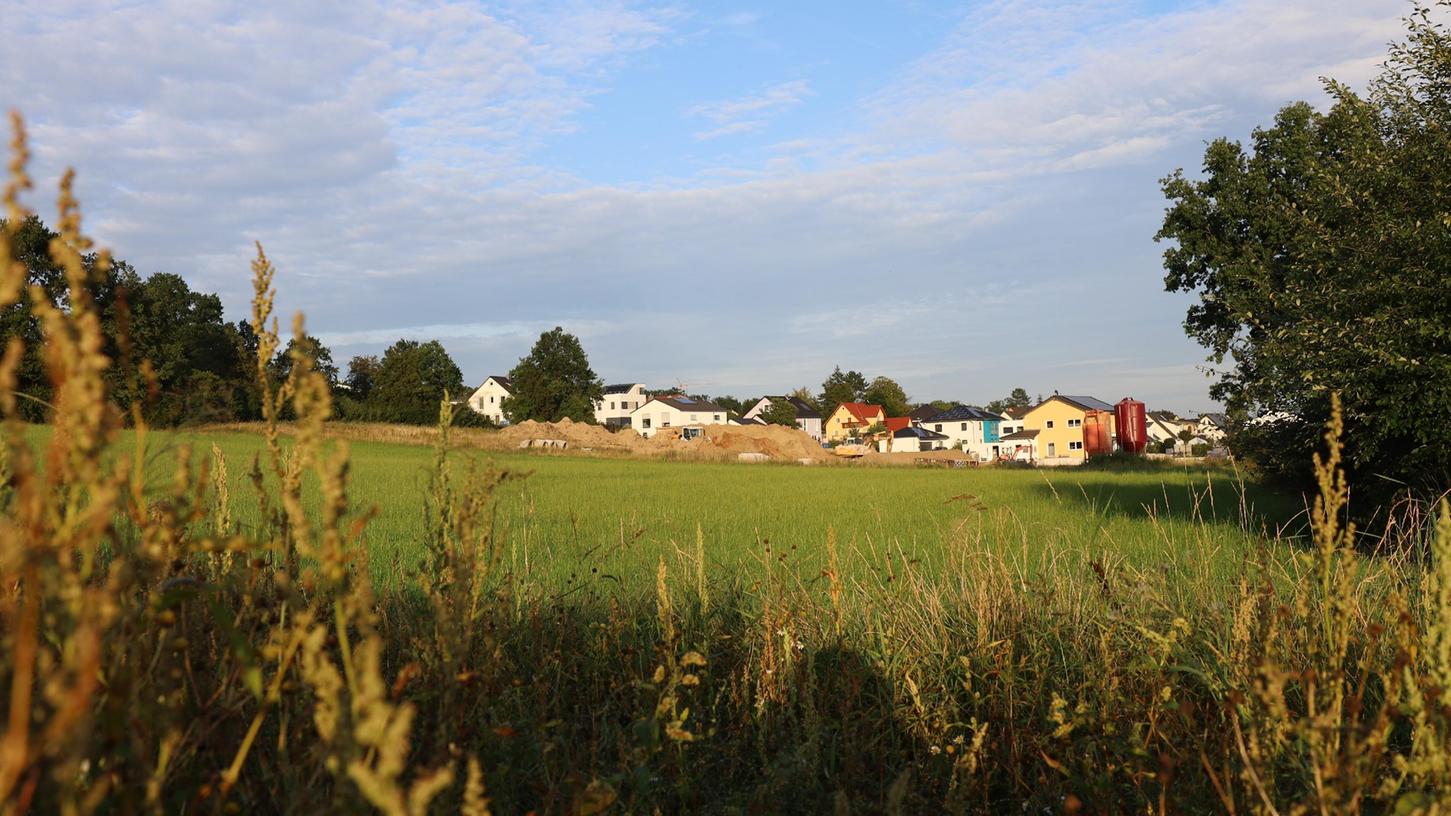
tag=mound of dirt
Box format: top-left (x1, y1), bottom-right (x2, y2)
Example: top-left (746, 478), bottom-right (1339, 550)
top-left (699, 424), bottom-right (830, 461)
top-left (495, 418), bottom-right (640, 451)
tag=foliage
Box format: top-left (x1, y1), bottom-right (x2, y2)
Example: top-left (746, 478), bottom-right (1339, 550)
top-left (863, 375), bottom-right (911, 417)
top-left (1158, 4), bottom-right (1451, 504)
top-left (985, 387), bottom-right (1031, 415)
top-left (818, 366), bottom-right (868, 420)
top-left (345, 354), bottom-right (381, 399)
top-left (365, 339), bottom-right (465, 424)
top-left (503, 326), bottom-right (602, 423)
top-left (758, 399), bottom-right (798, 427)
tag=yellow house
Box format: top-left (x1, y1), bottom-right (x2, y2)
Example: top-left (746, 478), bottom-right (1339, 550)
top-left (1021, 394), bottom-right (1116, 464)
top-left (823, 402), bottom-right (885, 442)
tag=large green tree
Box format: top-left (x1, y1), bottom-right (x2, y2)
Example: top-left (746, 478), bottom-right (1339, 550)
top-left (759, 400), bottom-right (798, 427)
top-left (863, 376), bottom-right (910, 417)
top-left (1157, 5), bottom-right (1451, 502)
top-left (367, 339), bottom-right (465, 424)
top-left (819, 367), bottom-right (868, 419)
top-left (985, 387), bottom-right (1031, 415)
top-left (503, 327), bottom-right (603, 423)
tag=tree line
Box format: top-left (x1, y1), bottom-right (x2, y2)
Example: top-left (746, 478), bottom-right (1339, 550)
top-left (0, 215), bottom-right (480, 427)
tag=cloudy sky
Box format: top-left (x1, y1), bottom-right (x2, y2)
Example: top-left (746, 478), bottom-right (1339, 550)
top-left (3, 0), bottom-right (1419, 412)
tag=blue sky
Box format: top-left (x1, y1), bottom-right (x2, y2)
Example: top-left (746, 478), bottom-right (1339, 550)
top-left (2, 0), bottom-right (1421, 413)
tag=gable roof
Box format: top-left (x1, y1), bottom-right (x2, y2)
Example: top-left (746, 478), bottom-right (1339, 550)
top-left (894, 426), bottom-right (949, 440)
top-left (834, 402), bottom-right (885, 424)
top-left (1147, 410), bottom-right (1182, 422)
top-left (1052, 394), bottom-right (1115, 412)
top-left (909, 404), bottom-right (941, 421)
top-left (484, 375), bottom-right (512, 390)
top-left (1199, 412), bottom-right (1228, 427)
top-left (757, 395), bottom-right (822, 419)
top-left (647, 395), bottom-right (727, 414)
top-left (1002, 405), bottom-right (1032, 419)
top-left (926, 404), bottom-right (1004, 423)
top-left (1000, 429), bottom-right (1040, 441)
top-left (884, 417), bottom-right (912, 432)
top-left (603, 383), bottom-right (643, 395)
top-left (734, 416), bottom-right (765, 426)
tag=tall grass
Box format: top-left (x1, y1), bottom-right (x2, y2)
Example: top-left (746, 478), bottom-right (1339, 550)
top-left (3, 113), bottom-right (1451, 814)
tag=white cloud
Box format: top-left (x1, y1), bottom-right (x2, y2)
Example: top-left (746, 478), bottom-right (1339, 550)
top-left (687, 79), bottom-right (813, 139)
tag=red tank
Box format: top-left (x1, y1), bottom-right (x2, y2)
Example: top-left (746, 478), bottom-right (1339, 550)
top-left (1115, 398), bottom-right (1147, 454)
top-left (1083, 410), bottom-right (1114, 458)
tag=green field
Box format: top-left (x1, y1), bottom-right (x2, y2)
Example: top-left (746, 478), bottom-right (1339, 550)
top-left (102, 426), bottom-right (1301, 594)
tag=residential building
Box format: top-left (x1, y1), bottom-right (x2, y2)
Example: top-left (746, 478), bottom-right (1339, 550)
top-left (881, 425), bottom-right (950, 453)
top-left (922, 405), bottom-right (1006, 461)
top-left (999, 429), bottom-right (1040, 462)
top-left (908, 404), bottom-right (941, 423)
top-left (743, 396), bottom-right (824, 440)
top-left (1197, 412), bottom-right (1229, 442)
top-left (1145, 410), bottom-right (1188, 449)
top-left (630, 395), bottom-right (728, 439)
top-left (823, 402), bottom-right (885, 442)
top-left (999, 405), bottom-right (1031, 435)
top-left (593, 383), bottom-right (647, 430)
top-left (1021, 393), bottom-right (1116, 465)
top-left (466, 375), bottom-right (512, 424)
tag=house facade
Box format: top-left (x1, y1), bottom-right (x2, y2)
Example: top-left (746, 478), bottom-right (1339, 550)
top-left (466, 375), bottom-right (512, 425)
top-left (921, 405), bottom-right (1005, 461)
top-left (630, 396), bottom-right (728, 439)
top-left (823, 402), bottom-right (885, 442)
top-left (999, 429), bottom-right (1040, 462)
top-left (998, 405), bottom-right (1031, 436)
top-left (1196, 413), bottom-right (1228, 443)
top-left (880, 425), bottom-right (950, 453)
top-left (743, 396), bottom-right (824, 441)
top-left (593, 383), bottom-right (647, 430)
top-left (1021, 394), bottom-right (1116, 465)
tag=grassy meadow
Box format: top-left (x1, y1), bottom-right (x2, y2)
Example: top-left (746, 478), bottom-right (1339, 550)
top-left (86, 425), bottom-right (1301, 596)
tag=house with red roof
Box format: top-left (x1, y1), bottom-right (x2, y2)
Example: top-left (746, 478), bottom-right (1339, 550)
top-left (823, 402), bottom-right (886, 442)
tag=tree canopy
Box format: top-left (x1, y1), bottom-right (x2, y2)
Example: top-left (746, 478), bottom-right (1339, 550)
top-left (759, 400), bottom-right (798, 427)
top-left (1157, 5), bottom-right (1451, 503)
top-left (367, 339), bottom-right (466, 424)
top-left (503, 327), bottom-right (603, 423)
top-left (819, 367), bottom-right (868, 419)
top-left (863, 376), bottom-right (911, 418)
top-left (985, 388), bottom-right (1031, 415)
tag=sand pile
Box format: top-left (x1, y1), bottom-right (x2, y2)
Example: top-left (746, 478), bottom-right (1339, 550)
top-left (699, 424), bottom-right (829, 461)
top-left (495, 418), bottom-right (641, 451)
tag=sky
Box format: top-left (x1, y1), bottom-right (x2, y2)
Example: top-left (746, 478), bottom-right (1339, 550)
top-left (1, 0), bottom-right (1422, 413)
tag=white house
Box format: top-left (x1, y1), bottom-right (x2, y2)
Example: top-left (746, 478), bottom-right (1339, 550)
top-left (879, 425), bottom-right (950, 453)
top-left (1145, 410), bottom-right (1188, 448)
top-left (593, 383), bottom-right (646, 430)
top-left (998, 405), bottom-right (1031, 436)
top-left (998, 429), bottom-right (1040, 462)
top-left (743, 396), bottom-right (824, 441)
top-left (630, 395), bottom-right (728, 439)
top-left (1196, 413), bottom-right (1228, 443)
top-left (466, 375), bottom-right (512, 424)
top-left (920, 405), bottom-right (1008, 461)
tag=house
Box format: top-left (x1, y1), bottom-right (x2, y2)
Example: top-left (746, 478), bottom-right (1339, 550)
top-left (630, 395), bottom-right (728, 439)
top-left (593, 383), bottom-right (647, 430)
top-left (466, 375), bottom-right (512, 424)
top-left (999, 429), bottom-right (1040, 462)
top-left (884, 416), bottom-right (912, 433)
top-left (743, 396), bottom-right (824, 440)
top-left (1145, 410), bottom-right (1188, 449)
top-left (1196, 413), bottom-right (1229, 443)
top-left (999, 405), bottom-right (1031, 435)
top-left (1021, 393), bottom-right (1116, 464)
top-left (921, 405), bottom-right (1006, 461)
top-left (908, 404), bottom-right (941, 423)
top-left (880, 425), bottom-right (950, 453)
top-left (823, 402), bottom-right (885, 442)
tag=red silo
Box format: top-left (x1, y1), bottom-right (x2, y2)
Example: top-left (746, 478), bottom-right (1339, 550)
top-left (1116, 398), bottom-right (1147, 454)
top-left (1083, 410), bottom-right (1114, 458)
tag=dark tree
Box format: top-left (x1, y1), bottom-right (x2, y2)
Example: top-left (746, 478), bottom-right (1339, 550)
top-left (819, 367), bottom-right (868, 419)
top-left (759, 400), bottom-right (798, 427)
top-left (345, 355), bottom-right (381, 400)
top-left (863, 376), bottom-right (910, 417)
top-left (986, 387), bottom-right (1032, 415)
top-left (503, 327), bottom-right (603, 423)
top-left (1157, 7), bottom-right (1451, 504)
top-left (367, 339), bottom-right (466, 424)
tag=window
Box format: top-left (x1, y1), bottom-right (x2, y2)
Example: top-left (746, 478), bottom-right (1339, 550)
top-left (489, 396), bottom-right (495, 403)
top-left (609, 401), bottom-right (615, 410)
top-left (1068, 418), bottom-right (1081, 428)
top-left (713, 414), bottom-right (721, 421)
top-left (961, 423), bottom-right (968, 431)
top-left (1069, 441), bottom-right (1083, 451)
top-left (690, 414), bottom-right (698, 422)
top-left (934, 424), bottom-right (943, 432)
top-left (1046, 420), bottom-right (1055, 429)
top-left (1047, 442), bottom-right (1056, 456)
top-left (642, 417), bottom-right (652, 428)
